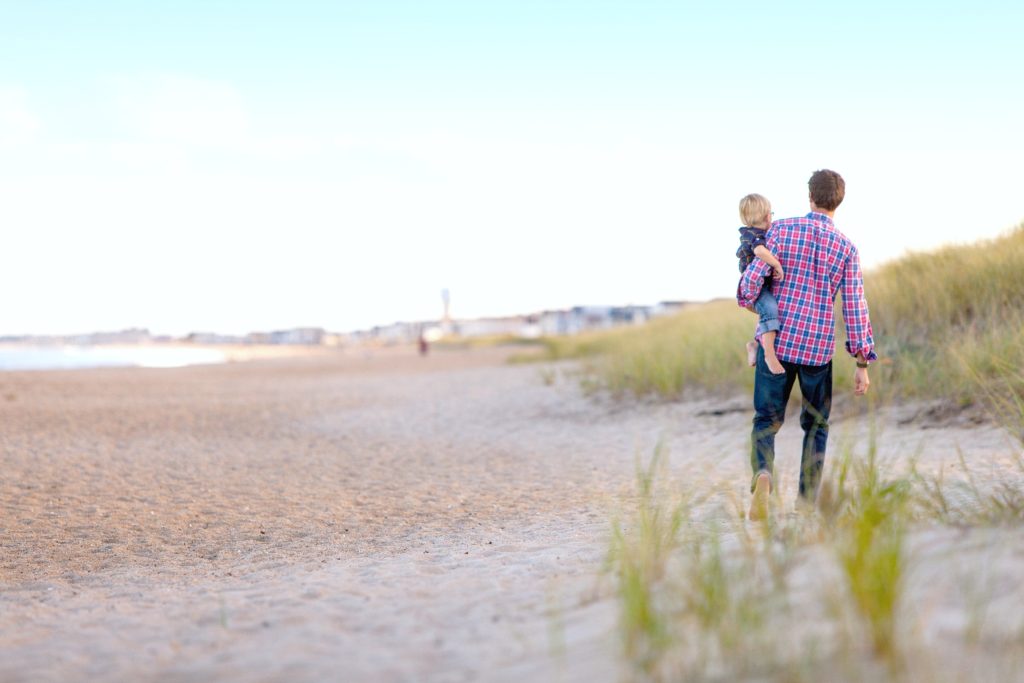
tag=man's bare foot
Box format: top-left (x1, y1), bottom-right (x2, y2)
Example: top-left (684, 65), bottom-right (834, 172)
top-left (746, 341), bottom-right (758, 367)
top-left (748, 472), bottom-right (771, 521)
top-left (765, 355), bottom-right (786, 375)
top-left (794, 496), bottom-right (817, 515)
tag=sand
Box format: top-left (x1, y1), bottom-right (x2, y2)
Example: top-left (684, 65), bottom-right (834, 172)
top-left (1, 345), bottom-right (1021, 681)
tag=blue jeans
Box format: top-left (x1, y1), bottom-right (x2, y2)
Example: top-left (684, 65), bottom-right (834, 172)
top-left (753, 287), bottom-right (780, 337)
top-left (750, 345), bottom-right (832, 500)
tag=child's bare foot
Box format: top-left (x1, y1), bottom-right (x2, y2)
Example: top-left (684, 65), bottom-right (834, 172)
top-left (761, 331), bottom-right (785, 375)
top-left (765, 355), bottom-right (786, 375)
top-left (745, 341), bottom-right (758, 367)
top-left (748, 472), bottom-right (771, 521)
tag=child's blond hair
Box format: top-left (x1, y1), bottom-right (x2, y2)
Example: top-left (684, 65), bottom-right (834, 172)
top-left (739, 193), bottom-right (772, 227)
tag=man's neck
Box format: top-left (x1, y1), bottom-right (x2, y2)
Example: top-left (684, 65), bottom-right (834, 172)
top-left (809, 203), bottom-right (836, 219)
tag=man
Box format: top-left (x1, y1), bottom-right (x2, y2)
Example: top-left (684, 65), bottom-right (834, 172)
top-left (737, 169), bottom-right (876, 520)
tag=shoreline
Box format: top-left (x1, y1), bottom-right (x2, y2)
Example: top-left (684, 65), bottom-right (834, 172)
top-left (0, 341), bottom-right (346, 371)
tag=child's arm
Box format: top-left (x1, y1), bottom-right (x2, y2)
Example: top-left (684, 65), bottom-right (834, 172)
top-left (753, 245), bottom-right (784, 281)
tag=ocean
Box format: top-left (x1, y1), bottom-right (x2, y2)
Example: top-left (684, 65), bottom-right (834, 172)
top-left (0, 345), bottom-right (227, 371)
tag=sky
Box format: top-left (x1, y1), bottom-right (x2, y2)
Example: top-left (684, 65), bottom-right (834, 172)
top-left (1, 1), bottom-right (1022, 337)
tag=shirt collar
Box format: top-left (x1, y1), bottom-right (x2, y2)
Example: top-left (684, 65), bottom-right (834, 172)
top-left (806, 211), bottom-right (834, 227)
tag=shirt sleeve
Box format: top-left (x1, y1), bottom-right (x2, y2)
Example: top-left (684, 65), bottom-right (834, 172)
top-left (841, 247), bottom-right (878, 361)
top-left (737, 257), bottom-right (771, 308)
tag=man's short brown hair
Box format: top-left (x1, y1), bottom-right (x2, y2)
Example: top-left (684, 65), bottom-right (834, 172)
top-left (808, 169), bottom-right (845, 211)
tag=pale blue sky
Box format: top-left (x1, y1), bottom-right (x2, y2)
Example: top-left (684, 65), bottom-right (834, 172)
top-left (1, 1), bottom-right (1022, 336)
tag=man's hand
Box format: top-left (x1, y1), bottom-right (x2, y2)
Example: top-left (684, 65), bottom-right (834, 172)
top-left (773, 266), bottom-right (785, 281)
top-left (854, 367), bottom-right (870, 396)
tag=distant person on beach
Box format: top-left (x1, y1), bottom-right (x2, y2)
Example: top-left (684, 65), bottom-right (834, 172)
top-left (735, 193), bottom-right (786, 375)
top-left (737, 169), bottom-right (876, 520)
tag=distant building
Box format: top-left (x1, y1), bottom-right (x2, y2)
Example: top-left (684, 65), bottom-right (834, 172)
top-left (321, 333), bottom-right (344, 347)
top-left (610, 305), bottom-right (651, 326)
top-left (452, 315), bottom-right (532, 338)
top-left (564, 306), bottom-right (616, 334)
top-left (365, 322), bottom-right (423, 345)
top-left (187, 332), bottom-right (246, 345)
top-left (70, 328), bottom-right (153, 345)
top-left (268, 328), bottom-right (325, 345)
top-left (650, 300), bottom-right (690, 317)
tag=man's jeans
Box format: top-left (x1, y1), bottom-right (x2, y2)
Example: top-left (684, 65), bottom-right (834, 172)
top-left (750, 345), bottom-right (832, 500)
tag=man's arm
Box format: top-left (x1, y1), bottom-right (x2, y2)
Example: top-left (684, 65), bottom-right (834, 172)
top-left (737, 258), bottom-right (771, 308)
top-left (841, 246), bottom-right (877, 396)
top-left (752, 245), bottom-right (784, 281)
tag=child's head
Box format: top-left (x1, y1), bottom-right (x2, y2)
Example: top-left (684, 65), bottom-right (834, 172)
top-left (739, 193), bottom-right (772, 229)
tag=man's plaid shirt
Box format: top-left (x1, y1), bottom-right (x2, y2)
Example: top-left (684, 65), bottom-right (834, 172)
top-left (737, 212), bottom-right (877, 366)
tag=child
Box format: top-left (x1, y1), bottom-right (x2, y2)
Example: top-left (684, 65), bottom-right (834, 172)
top-left (736, 193), bottom-right (786, 375)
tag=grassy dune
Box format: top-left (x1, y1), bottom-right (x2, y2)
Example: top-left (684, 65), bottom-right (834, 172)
top-left (868, 225), bottom-right (1024, 404)
top-left (610, 441), bottom-right (1024, 682)
top-left (526, 224), bottom-right (1024, 405)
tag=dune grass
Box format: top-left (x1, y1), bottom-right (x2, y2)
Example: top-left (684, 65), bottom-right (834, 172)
top-left (909, 446), bottom-right (1024, 527)
top-left (828, 448), bottom-right (910, 663)
top-left (868, 225), bottom-right (1024, 404)
top-left (607, 447), bottom-right (687, 674)
top-left (515, 299), bottom-right (754, 399)
top-left (527, 224), bottom-right (1024, 406)
top-left (610, 440), bottom-right (1024, 682)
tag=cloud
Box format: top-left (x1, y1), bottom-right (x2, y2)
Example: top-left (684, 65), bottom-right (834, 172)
top-left (116, 75), bottom-right (252, 146)
top-left (0, 87), bottom-right (41, 148)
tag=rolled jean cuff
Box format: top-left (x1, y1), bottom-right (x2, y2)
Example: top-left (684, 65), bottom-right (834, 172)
top-left (755, 318), bottom-right (781, 337)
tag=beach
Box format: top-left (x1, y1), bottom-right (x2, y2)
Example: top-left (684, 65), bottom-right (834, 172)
top-left (1, 346), bottom-right (1021, 682)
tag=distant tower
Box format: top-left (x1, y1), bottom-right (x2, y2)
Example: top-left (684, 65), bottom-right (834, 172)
top-left (441, 288), bottom-right (453, 335)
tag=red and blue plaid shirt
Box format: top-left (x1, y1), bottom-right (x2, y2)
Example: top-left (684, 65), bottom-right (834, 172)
top-left (737, 212), bottom-right (877, 366)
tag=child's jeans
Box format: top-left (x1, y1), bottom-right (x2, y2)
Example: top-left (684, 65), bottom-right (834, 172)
top-left (753, 287), bottom-right (781, 338)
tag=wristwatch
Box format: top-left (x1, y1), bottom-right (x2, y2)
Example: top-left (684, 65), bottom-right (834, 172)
top-left (856, 361), bottom-right (869, 369)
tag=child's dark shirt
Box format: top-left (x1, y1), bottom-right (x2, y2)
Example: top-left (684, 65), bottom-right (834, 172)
top-left (736, 226), bottom-right (767, 273)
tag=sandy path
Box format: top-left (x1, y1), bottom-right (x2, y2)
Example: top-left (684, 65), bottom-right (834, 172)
top-left (1, 346), bottom-right (1018, 681)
